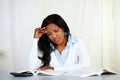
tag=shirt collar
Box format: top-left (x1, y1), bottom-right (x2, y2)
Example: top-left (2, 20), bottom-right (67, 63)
top-left (66, 34), bottom-right (78, 47)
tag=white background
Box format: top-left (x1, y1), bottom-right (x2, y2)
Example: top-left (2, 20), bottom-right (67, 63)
top-left (0, 0), bottom-right (120, 72)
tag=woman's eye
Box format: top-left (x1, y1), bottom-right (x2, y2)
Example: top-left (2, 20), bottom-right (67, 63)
top-left (54, 29), bottom-right (59, 32)
top-left (47, 32), bottom-right (51, 36)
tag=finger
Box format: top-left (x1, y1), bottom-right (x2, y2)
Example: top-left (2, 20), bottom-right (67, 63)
top-left (41, 28), bottom-right (47, 33)
top-left (39, 27), bottom-right (46, 30)
top-left (36, 68), bottom-right (40, 70)
top-left (37, 27), bottom-right (45, 32)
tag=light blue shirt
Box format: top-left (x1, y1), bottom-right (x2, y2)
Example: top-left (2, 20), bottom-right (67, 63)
top-left (52, 35), bottom-right (78, 65)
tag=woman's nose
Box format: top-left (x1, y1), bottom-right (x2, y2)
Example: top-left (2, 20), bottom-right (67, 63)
top-left (52, 33), bottom-right (56, 38)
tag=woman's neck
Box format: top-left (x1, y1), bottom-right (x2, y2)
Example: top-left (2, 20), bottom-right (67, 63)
top-left (56, 37), bottom-right (68, 54)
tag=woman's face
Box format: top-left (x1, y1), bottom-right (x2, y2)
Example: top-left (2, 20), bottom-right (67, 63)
top-left (46, 23), bottom-right (66, 45)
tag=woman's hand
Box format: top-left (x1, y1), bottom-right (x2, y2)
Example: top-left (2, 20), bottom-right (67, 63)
top-left (37, 66), bottom-right (54, 70)
top-left (34, 27), bottom-right (47, 38)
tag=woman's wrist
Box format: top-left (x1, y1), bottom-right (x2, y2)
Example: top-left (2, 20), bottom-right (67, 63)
top-left (37, 66), bottom-right (54, 70)
top-left (33, 34), bottom-right (42, 38)
top-left (50, 67), bottom-right (54, 70)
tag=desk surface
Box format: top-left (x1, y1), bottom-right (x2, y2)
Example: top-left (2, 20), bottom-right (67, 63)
top-left (0, 72), bottom-right (119, 80)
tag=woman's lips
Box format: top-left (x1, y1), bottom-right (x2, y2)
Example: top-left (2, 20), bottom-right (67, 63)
top-left (53, 38), bottom-right (59, 43)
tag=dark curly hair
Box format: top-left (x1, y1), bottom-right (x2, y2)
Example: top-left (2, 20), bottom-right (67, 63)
top-left (38, 14), bottom-right (70, 67)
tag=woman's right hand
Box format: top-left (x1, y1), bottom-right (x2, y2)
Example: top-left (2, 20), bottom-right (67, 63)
top-left (33, 27), bottom-right (47, 38)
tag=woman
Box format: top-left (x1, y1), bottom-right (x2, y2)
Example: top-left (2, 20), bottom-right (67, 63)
top-left (28, 14), bottom-right (91, 72)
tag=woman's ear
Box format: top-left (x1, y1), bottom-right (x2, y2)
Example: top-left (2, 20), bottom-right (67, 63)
top-left (64, 32), bottom-right (69, 36)
top-left (64, 32), bottom-right (67, 36)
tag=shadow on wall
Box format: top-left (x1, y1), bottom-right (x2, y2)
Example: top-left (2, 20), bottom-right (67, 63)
top-left (0, 49), bottom-right (4, 58)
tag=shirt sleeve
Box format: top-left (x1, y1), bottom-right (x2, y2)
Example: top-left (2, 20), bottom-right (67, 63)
top-left (54, 39), bottom-right (91, 72)
top-left (28, 38), bottom-right (42, 70)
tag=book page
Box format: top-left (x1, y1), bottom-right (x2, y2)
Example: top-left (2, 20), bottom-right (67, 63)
top-left (63, 68), bottom-right (103, 77)
top-left (18, 70), bottom-right (34, 74)
top-left (101, 68), bottom-right (116, 75)
top-left (35, 70), bottom-right (62, 76)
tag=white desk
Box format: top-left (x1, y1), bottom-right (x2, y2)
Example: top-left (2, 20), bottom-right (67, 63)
top-left (0, 72), bottom-right (119, 80)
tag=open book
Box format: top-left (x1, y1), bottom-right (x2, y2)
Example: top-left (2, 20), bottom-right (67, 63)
top-left (10, 70), bottom-right (62, 77)
top-left (18, 69), bottom-right (63, 76)
top-left (63, 68), bottom-right (116, 77)
top-left (10, 68), bottom-right (116, 77)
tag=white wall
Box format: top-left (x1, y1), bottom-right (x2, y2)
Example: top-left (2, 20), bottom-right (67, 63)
top-left (0, 0), bottom-right (13, 71)
top-left (113, 0), bottom-right (120, 71)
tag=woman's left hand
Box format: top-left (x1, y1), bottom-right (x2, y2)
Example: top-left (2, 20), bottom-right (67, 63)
top-left (37, 66), bottom-right (54, 70)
